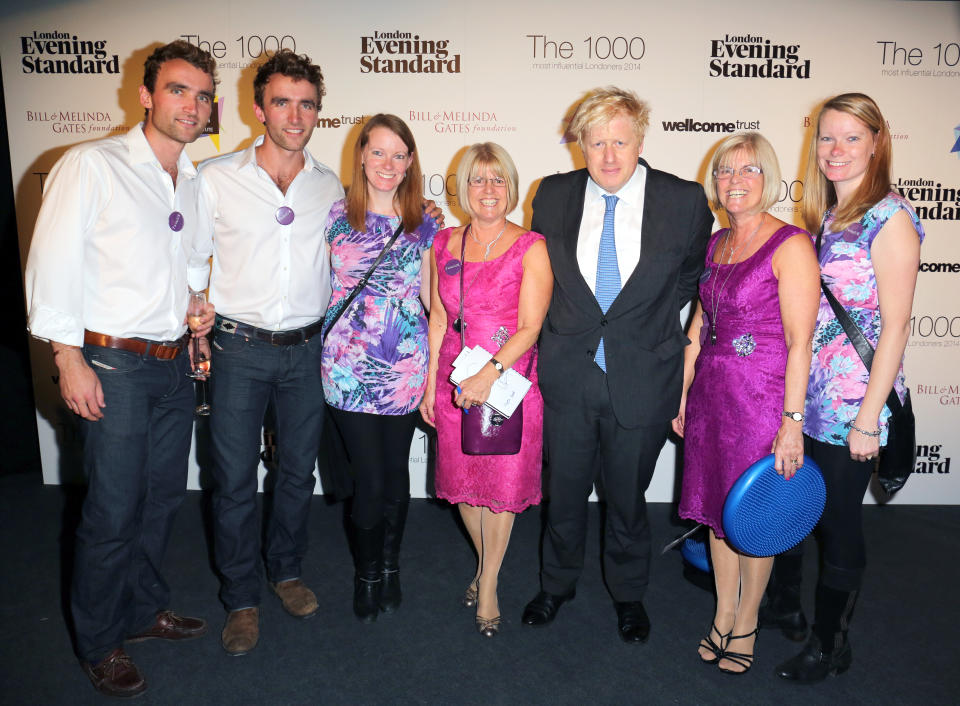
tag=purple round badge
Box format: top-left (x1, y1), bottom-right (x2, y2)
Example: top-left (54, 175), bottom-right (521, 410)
top-left (168, 211), bottom-right (184, 232)
top-left (276, 206), bottom-right (295, 225)
top-left (444, 258), bottom-right (462, 276)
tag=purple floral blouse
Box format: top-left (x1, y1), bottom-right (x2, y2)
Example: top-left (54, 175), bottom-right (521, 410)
top-left (804, 193), bottom-right (924, 446)
top-left (321, 200), bottom-right (438, 415)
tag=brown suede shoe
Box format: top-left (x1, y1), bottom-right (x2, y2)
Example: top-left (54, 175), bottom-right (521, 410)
top-left (127, 610), bottom-right (208, 642)
top-left (271, 578), bottom-right (318, 619)
top-left (82, 648), bottom-right (147, 698)
top-left (221, 607), bottom-right (259, 656)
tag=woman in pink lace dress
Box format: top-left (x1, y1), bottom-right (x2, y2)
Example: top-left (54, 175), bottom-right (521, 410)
top-left (420, 143), bottom-right (553, 637)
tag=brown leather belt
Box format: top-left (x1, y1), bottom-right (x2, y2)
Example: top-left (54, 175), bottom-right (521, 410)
top-left (83, 330), bottom-right (186, 360)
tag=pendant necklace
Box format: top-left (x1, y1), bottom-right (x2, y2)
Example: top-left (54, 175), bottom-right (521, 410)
top-left (707, 213), bottom-right (765, 345)
top-left (469, 223), bottom-right (506, 259)
top-left (453, 223), bottom-right (507, 333)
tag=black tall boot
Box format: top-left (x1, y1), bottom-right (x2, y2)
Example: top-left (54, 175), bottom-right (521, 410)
top-left (353, 522), bottom-right (385, 623)
top-left (380, 498), bottom-right (409, 613)
top-left (759, 552), bottom-right (808, 641)
top-left (775, 584), bottom-right (857, 683)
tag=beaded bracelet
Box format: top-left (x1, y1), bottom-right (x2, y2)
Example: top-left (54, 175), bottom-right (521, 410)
top-left (850, 422), bottom-right (881, 438)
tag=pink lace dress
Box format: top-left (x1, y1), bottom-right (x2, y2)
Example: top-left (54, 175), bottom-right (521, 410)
top-left (432, 227), bottom-right (544, 513)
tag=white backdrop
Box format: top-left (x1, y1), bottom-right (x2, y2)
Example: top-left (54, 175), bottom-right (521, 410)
top-left (3, 0), bottom-right (958, 504)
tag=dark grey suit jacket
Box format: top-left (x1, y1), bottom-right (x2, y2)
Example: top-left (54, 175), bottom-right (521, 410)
top-left (533, 157), bottom-right (713, 428)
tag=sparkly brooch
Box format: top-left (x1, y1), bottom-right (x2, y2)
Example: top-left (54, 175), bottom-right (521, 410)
top-left (491, 326), bottom-right (510, 347)
top-left (732, 333), bottom-right (756, 357)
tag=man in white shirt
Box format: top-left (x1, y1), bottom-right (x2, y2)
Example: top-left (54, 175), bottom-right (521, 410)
top-left (521, 87), bottom-right (712, 642)
top-left (24, 40), bottom-right (218, 698)
top-left (189, 50), bottom-right (343, 656)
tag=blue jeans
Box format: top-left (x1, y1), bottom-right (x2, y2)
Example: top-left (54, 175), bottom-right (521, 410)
top-left (210, 329), bottom-right (324, 611)
top-left (71, 345), bottom-right (193, 663)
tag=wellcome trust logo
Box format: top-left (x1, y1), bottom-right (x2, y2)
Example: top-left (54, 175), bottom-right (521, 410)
top-left (359, 31), bottom-right (461, 74)
top-left (316, 115), bottom-right (367, 129)
top-left (708, 34), bottom-right (810, 78)
top-left (661, 117), bottom-right (760, 134)
top-left (20, 31), bottom-right (119, 74)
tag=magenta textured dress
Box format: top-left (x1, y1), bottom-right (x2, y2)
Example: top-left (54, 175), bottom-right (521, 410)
top-left (678, 225), bottom-right (804, 537)
top-left (433, 227), bottom-right (544, 513)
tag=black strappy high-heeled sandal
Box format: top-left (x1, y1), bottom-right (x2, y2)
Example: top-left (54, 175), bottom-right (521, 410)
top-left (718, 627), bottom-right (760, 675)
top-left (699, 623), bottom-right (729, 664)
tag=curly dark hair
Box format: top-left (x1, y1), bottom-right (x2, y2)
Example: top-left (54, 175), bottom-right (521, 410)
top-left (253, 50), bottom-right (325, 109)
top-left (142, 40), bottom-right (218, 93)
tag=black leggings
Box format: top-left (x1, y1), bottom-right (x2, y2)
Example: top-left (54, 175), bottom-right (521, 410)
top-left (328, 408), bottom-right (418, 529)
top-left (785, 435), bottom-right (875, 591)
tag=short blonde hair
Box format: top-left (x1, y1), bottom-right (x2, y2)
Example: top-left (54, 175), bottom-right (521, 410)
top-left (455, 142), bottom-right (519, 219)
top-left (703, 132), bottom-right (782, 212)
top-left (569, 86), bottom-right (650, 146)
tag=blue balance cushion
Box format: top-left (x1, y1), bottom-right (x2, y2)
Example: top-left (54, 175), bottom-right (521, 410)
top-left (680, 536), bottom-right (711, 573)
top-left (722, 454), bottom-right (826, 557)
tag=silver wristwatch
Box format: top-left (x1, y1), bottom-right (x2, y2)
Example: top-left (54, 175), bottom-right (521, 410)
top-left (490, 358), bottom-right (504, 375)
top-left (783, 411), bottom-right (804, 422)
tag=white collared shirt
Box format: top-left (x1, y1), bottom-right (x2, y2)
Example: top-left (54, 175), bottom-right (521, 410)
top-left (576, 163), bottom-right (647, 294)
top-left (25, 125), bottom-right (198, 346)
top-left (189, 136), bottom-right (344, 330)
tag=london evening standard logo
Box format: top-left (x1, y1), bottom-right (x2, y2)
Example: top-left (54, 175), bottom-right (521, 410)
top-left (913, 442), bottom-right (952, 474)
top-left (359, 31), bottom-right (460, 73)
top-left (20, 31), bottom-right (119, 74)
top-left (894, 176), bottom-right (960, 221)
top-left (661, 117), bottom-right (760, 134)
top-left (708, 34), bottom-right (810, 78)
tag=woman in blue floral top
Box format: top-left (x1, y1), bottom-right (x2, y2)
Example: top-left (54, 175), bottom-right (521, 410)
top-left (764, 94), bottom-right (924, 684)
top-left (321, 114), bottom-right (438, 622)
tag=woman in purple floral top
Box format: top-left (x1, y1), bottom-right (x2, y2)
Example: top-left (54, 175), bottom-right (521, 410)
top-left (767, 94), bottom-right (924, 685)
top-left (321, 114), bottom-right (438, 623)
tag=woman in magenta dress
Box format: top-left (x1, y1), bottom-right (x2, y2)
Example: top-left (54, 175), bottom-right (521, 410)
top-left (420, 143), bottom-right (553, 637)
top-left (673, 133), bottom-right (820, 673)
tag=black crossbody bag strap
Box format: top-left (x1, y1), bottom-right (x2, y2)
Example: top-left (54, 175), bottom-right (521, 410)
top-left (816, 223), bottom-right (903, 417)
top-left (323, 222), bottom-right (404, 340)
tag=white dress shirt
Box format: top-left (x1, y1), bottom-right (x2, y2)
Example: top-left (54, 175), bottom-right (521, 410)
top-left (25, 125), bottom-right (198, 346)
top-left (576, 163), bottom-right (647, 294)
top-left (190, 136), bottom-right (344, 330)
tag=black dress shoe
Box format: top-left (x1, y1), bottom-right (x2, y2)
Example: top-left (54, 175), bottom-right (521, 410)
top-left (521, 589), bottom-right (575, 626)
top-left (615, 601), bottom-right (650, 643)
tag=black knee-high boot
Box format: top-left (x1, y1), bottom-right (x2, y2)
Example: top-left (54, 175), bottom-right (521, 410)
top-left (759, 551), bottom-right (808, 641)
top-left (775, 584), bottom-right (857, 683)
top-left (380, 498), bottom-right (409, 613)
top-left (353, 522), bottom-right (384, 623)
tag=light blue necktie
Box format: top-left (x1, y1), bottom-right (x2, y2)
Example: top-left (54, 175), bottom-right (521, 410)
top-left (594, 194), bottom-right (620, 372)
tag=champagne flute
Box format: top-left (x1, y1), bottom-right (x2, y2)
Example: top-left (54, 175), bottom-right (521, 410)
top-left (187, 289), bottom-right (211, 416)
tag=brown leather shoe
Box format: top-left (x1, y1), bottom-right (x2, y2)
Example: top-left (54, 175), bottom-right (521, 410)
top-left (271, 578), bottom-right (318, 619)
top-left (82, 648), bottom-right (147, 698)
top-left (221, 607), bottom-right (259, 656)
top-left (127, 610), bottom-right (208, 642)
